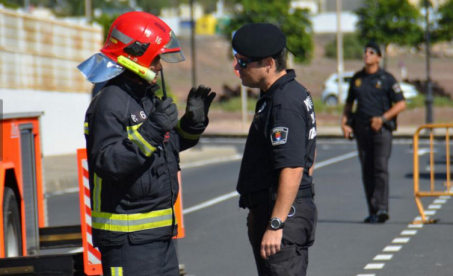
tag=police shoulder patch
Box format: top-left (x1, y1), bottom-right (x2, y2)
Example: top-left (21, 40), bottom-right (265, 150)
top-left (270, 127), bottom-right (289, 146)
top-left (392, 83), bottom-right (402, 93)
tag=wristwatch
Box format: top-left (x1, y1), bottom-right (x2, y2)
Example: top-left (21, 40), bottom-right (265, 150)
top-left (381, 116), bottom-right (388, 123)
top-left (269, 217), bottom-right (285, 230)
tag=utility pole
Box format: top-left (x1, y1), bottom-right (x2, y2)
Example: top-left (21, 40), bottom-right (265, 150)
top-left (190, 0), bottom-right (197, 88)
top-left (336, 0), bottom-right (344, 104)
top-left (85, 0), bottom-right (92, 22)
top-left (424, 0), bottom-right (433, 124)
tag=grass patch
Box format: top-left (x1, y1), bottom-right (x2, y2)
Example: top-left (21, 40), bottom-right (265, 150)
top-left (211, 97), bottom-right (258, 113)
top-left (406, 95), bottom-right (453, 109)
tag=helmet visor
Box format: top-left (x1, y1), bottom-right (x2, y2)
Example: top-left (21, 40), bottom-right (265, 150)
top-left (160, 51), bottom-right (186, 63)
top-left (160, 31), bottom-right (185, 63)
top-left (77, 53), bottom-right (125, 83)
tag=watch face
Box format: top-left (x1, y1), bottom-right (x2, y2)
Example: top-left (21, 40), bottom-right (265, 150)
top-left (270, 219), bottom-right (281, 229)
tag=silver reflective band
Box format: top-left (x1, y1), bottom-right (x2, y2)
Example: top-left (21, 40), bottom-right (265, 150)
top-left (111, 27), bottom-right (133, 44)
top-left (77, 53), bottom-right (125, 83)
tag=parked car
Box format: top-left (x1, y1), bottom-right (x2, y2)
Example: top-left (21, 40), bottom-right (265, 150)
top-left (321, 71), bottom-right (419, 106)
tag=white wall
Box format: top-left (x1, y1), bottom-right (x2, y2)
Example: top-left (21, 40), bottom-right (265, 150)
top-left (312, 12), bottom-right (358, 34)
top-left (1, 89), bottom-right (91, 156)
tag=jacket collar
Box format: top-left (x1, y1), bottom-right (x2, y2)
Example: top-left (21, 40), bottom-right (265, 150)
top-left (109, 73), bottom-right (160, 100)
top-left (261, 69), bottom-right (296, 99)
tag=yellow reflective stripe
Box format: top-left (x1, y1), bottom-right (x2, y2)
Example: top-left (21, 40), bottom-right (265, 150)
top-left (111, 267), bottom-right (123, 276)
top-left (84, 122), bottom-right (89, 135)
top-left (176, 120), bottom-right (200, 140)
top-left (91, 208), bottom-right (174, 233)
top-left (126, 123), bottom-right (156, 157)
top-left (93, 173), bottom-right (102, 212)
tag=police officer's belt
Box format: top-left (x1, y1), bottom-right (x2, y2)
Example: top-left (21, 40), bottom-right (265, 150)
top-left (240, 185), bottom-right (314, 209)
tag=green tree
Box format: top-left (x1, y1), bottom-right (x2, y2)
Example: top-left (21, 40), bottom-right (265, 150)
top-left (325, 33), bottom-right (363, 60)
top-left (432, 0), bottom-right (453, 43)
top-left (226, 0), bottom-right (313, 63)
top-left (355, 0), bottom-right (423, 67)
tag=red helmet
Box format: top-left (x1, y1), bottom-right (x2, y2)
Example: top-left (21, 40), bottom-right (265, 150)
top-left (101, 11), bottom-right (185, 68)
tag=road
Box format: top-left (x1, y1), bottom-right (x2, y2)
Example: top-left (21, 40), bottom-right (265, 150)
top-left (46, 138), bottom-right (453, 276)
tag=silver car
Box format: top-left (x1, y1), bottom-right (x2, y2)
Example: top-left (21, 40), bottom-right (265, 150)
top-left (321, 71), bottom-right (419, 106)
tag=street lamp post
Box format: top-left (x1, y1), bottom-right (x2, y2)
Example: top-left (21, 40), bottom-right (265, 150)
top-left (190, 0), bottom-right (197, 88)
top-left (424, 0), bottom-right (433, 124)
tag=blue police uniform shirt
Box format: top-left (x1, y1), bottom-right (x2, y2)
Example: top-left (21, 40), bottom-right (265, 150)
top-left (236, 70), bottom-right (317, 196)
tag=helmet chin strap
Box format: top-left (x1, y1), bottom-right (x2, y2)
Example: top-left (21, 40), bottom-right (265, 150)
top-left (160, 69), bottom-right (167, 100)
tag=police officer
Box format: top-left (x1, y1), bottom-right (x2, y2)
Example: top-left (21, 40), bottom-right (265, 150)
top-left (78, 12), bottom-right (216, 275)
top-left (341, 42), bottom-right (406, 224)
top-left (233, 23), bottom-right (317, 276)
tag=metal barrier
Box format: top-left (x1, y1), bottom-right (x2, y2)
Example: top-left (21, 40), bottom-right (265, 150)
top-left (413, 123), bottom-right (453, 223)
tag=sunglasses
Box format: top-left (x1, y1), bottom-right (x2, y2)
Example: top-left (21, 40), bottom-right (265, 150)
top-left (235, 55), bottom-right (262, 69)
top-left (364, 49), bottom-right (377, 55)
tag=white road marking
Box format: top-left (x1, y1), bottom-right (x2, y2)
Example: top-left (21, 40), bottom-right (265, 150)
top-left (408, 224), bottom-right (423, 228)
top-left (424, 210), bottom-right (437, 215)
top-left (392, 238), bottom-right (410, 243)
top-left (183, 191), bottom-right (239, 215)
top-left (439, 195), bottom-right (451, 199)
top-left (434, 199), bottom-right (448, 204)
top-left (315, 151), bottom-right (358, 169)
top-left (414, 216), bottom-right (430, 221)
top-left (180, 154), bottom-right (243, 169)
top-left (428, 204), bottom-right (442, 209)
top-left (183, 151), bottom-right (357, 214)
top-left (364, 263), bottom-right (385, 270)
top-left (383, 246), bottom-right (402, 252)
top-left (401, 230), bottom-right (417, 236)
top-left (373, 254), bottom-right (393, 261)
top-left (357, 274), bottom-right (376, 276)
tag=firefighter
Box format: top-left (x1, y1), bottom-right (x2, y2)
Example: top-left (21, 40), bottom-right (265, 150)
top-left (233, 23), bottom-right (318, 276)
top-left (78, 12), bottom-right (216, 276)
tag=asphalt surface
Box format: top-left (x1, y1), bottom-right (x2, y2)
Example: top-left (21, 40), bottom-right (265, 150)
top-left (45, 138), bottom-right (453, 276)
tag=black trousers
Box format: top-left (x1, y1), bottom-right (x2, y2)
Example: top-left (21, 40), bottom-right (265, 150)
top-left (354, 122), bottom-right (393, 216)
top-left (98, 236), bottom-right (179, 276)
top-left (247, 197), bottom-right (317, 276)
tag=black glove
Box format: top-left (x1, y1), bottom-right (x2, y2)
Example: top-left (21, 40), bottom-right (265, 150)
top-left (149, 97), bottom-right (178, 133)
top-left (185, 85), bottom-right (216, 125)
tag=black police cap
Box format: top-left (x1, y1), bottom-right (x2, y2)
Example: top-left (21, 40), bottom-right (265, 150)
top-left (365, 41), bottom-right (382, 57)
top-left (232, 23), bottom-right (286, 59)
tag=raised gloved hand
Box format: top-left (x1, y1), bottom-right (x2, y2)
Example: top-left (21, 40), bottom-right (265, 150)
top-left (149, 97), bottom-right (178, 133)
top-left (185, 85), bottom-right (216, 125)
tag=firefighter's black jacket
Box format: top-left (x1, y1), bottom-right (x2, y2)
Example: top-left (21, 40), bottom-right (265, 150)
top-left (84, 74), bottom-right (206, 247)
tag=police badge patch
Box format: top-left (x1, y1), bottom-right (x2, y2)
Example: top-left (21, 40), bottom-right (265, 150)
top-left (392, 83), bottom-right (402, 93)
top-left (270, 127), bottom-right (289, 146)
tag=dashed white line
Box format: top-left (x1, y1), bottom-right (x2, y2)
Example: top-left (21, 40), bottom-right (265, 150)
top-left (357, 274), bottom-right (376, 276)
top-left (408, 223), bottom-right (423, 228)
top-left (434, 199), bottom-right (448, 204)
top-left (439, 195), bottom-right (451, 199)
top-left (392, 238), bottom-right (410, 244)
top-left (424, 210), bottom-right (437, 215)
top-left (364, 263), bottom-right (385, 270)
top-left (428, 204), bottom-right (442, 209)
top-left (401, 230), bottom-right (417, 236)
top-left (373, 254), bottom-right (393, 261)
top-left (383, 246), bottom-right (402, 252)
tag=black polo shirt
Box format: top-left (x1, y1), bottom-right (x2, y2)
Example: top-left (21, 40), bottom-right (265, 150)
top-left (236, 70), bottom-right (317, 196)
top-left (346, 68), bottom-right (405, 120)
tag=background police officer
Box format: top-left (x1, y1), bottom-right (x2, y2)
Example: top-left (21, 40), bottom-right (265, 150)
top-left (341, 42), bottom-right (406, 224)
top-left (78, 12), bottom-right (215, 276)
top-left (233, 23), bottom-right (317, 276)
